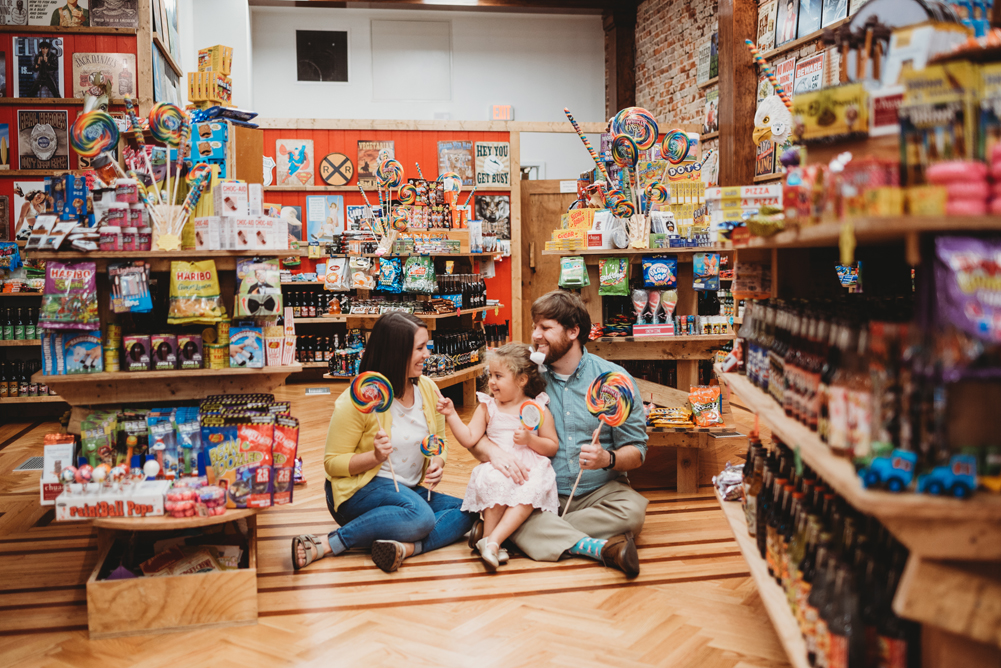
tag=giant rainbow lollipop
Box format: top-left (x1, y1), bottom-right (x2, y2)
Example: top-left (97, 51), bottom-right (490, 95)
top-left (420, 434), bottom-right (443, 499)
top-left (564, 106), bottom-right (611, 185)
top-left (148, 102), bottom-right (185, 145)
top-left (438, 171), bottom-right (463, 193)
top-left (70, 110), bottom-right (119, 158)
top-left (612, 107), bottom-right (659, 151)
top-left (611, 134), bottom-right (640, 208)
top-left (562, 371), bottom-right (635, 517)
top-left (350, 371), bottom-right (398, 490)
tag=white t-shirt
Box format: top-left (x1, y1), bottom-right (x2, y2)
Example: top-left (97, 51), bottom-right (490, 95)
top-left (378, 389), bottom-right (430, 488)
top-left (553, 372), bottom-right (571, 382)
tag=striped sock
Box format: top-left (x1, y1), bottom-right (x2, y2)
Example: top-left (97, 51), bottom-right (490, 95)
top-left (568, 537), bottom-right (607, 560)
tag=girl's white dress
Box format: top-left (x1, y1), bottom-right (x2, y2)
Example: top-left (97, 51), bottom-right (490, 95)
top-left (461, 392), bottom-right (559, 514)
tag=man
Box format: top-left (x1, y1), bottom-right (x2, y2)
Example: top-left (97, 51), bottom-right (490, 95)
top-left (470, 291), bottom-right (648, 576)
top-left (50, 0), bottom-right (89, 27)
top-left (28, 40), bottom-right (60, 98)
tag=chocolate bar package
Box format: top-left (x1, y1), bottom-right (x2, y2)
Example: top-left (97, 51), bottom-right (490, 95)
top-left (272, 415), bottom-right (299, 505)
top-left (177, 334), bottom-right (203, 369)
top-left (201, 413), bottom-right (275, 508)
top-left (151, 334), bottom-right (178, 370)
top-left (123, 335), bottom-right (151, 371)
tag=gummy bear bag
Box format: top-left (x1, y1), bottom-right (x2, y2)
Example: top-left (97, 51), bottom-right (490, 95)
top-left (168, 260), bottom-right (228, 325)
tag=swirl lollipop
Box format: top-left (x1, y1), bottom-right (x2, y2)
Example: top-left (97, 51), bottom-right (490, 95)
top-left (610, 134), bottom-right (639, 168)
top-left (645, 180), bottom-right (670, 214)
top-left (70, 110), bottom-right (120, 158)
top-left (392, 212), bottom-right (408, 232)
top-left (382, 159), bottom-right (404, 188)
top-left (399, 183), bottom-right (418, 205)
top-left (612, 198), bottom-right (636, 219)
top-left (148, 102), bottom-right (185, 145)
top-left (612, 107), bottom-right (659, 151)
top-left (420, 434), bottom-right (443, 499)
top-left (519, 400), bottom-right (545, 431)
top-left (350, 371), bottom-right (398, 490)
top-left (438, 171), bottom-right (463, 193)
top-left (662, 129), bottom-right (691, 165)
top-left (562, 371), bottom-right (635, 517)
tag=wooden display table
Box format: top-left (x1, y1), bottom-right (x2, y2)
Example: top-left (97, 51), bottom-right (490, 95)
top-left (86, 509), bottom-right (259, 639)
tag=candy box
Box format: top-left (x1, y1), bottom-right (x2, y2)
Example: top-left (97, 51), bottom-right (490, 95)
top-left (229, 325), bottom-right (263, 368)
top-left (213, 181), bottom-right (248, 218)
top-left (46, 174), bottom-right (88, 222)
top-left (201, 413), bottom-right (275, 508)
top-left (55, 479), bottom-right (170, 521)
top-left (151, 334), bottom-right (178, 370)
top-left (272, 416), bottom-right (299, 505)
top-left (40, 261), bottom-right (100, 330)
top-left (177, 334), bottom-right (203, 369)
top-left (62, 331), bottom-right (103, 374)
top-left (123, 335), bottom-right (151, 371)
top-left (194, 216), bottom-right (223, 250)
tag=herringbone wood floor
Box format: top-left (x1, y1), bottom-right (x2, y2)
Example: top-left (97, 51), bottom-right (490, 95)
top-left (0, 385), bottom-right (787, 668)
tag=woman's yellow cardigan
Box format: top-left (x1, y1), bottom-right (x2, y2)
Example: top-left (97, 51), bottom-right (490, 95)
top-left (324, 376), bottom-right (449, 512)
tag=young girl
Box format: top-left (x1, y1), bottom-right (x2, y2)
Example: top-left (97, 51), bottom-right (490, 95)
top-left (436, 343), bottom-right (559, 571)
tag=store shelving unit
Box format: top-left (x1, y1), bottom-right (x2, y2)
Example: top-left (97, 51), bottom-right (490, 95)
top-left (324, 362), bottom-right (486, 403)
top-left (0, 339), bottom-right (40, 346)
top-left (0, 395), bottom-right (65, 404)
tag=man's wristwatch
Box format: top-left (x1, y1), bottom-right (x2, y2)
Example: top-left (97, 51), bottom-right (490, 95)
top-left (603, 450), bottom-right (616, 470)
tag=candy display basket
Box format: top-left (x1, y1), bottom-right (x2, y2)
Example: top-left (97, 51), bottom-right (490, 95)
top-left (85, 510), bottom-right (259, 639)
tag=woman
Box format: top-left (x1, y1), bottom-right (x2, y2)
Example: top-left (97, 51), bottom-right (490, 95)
top-left (293, 312), bottom-right (474, 573)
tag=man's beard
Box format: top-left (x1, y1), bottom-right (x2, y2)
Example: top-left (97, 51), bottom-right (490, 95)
top-left (543, 332), bottom-right (574, 366)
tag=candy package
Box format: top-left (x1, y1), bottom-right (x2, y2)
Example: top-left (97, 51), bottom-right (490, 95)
top-left (201, 412), bottom-right (275, 508)
top-left (235, 258), bottom-right (282, 317)
top-left (378, 257), bottom-right (403, 293)
top-left (403, 255), bottom-right (436, 294)
top-left (323, 257), bottom-right (350, 291)
top-left (642, 255), bottom-right (678, 289)
top-left (147, 416), bottom-right (179, 478)
top-left (558, 256), bottom-right (589, 288)
top-left (116, 411), bottom-right (149, 463)
top-left (693, 252), bottom-right (720, 291)
top-left (350, 257), bottom-right (377, 290)
top-left (229, 325), bottom-right (263, 368)
top-left (175, 407), bottom-right (203, 476)
top-left (40, 261), bottom-right (100, 329)
top-left (598, 257), bottom-right (629, 296)
top-left (109, 261), bottom-right (152, 313)
top-left (168, 260), bottom-right (228, 325)
top-left (272, 415), bottom-right (299, 505)
top-left (689, 385), bottom-right (724, 427)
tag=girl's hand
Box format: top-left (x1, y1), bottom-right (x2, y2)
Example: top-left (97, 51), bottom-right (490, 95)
top-left (372, 428), bottom-right (393, 463)
top-left (436, 396), bottom-right (455, 416)
top-left (424, 456), bottom-right (444, 487)
top-left (512, 427), bottom-right (530, 447)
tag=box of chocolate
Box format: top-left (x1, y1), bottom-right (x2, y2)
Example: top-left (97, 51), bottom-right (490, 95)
top-left (123, 335), bottom-right (151, 371)
top-left (177, 334), bottom-right (203, 369)
top-left (151, 334), bottom-right (177, 371)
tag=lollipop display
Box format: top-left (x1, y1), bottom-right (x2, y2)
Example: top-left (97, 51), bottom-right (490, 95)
top-left (350, 371), bottom-right (398, 490)
top-left (661, 129), bottom-right (691, 165)
top-left (420, 434), bottom-right (443, 500)
top-left (399, 183), bottom-right (418, 205)
top-left (438, 171), bottom-right (463, 193)
top-left (562, 371), bottom-right (635, 517)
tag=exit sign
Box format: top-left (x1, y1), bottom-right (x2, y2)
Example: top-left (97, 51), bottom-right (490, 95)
top-left (492, 105), bottom-right (514, 121)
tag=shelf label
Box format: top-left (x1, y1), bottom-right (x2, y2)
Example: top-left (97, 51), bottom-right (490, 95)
top-left (305, 387), bottom-right (330, 395)
top-left (559, 180), bottom-right (578, 194)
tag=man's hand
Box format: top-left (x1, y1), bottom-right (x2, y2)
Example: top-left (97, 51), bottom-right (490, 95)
top-left (489, 446), bottom-right (529, 485)
top-left (424, 456), bottom-right (444, 488)
top-left (579, 426), bottom-right (611, 471)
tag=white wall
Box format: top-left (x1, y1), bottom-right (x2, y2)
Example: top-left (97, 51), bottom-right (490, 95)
top-left (248, 6), bottom-right (606, 180)
top-left (177, 0), bottom-right (253, 109)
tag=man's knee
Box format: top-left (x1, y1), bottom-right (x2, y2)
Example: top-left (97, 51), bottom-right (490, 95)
top-left (603, 486), bottom-right (648, 534)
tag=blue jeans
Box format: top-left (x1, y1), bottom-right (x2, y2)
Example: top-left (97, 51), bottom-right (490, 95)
top-left (324, 476), bottom-right (475, 556)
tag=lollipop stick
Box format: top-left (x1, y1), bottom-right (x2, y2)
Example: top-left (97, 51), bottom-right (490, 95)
top-left (415, 161), bottom-right (424, 180)
top-left (387, 451), bottom-right (400, 493)
top-left (562, 422), bottom-right (603, 518)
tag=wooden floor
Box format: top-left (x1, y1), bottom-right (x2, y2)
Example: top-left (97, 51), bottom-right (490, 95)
top-left (0, 385), bottom-right (788, 668)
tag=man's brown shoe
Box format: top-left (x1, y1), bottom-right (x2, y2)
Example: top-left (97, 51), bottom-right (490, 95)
top-left (600, 532), bottom-right (640, 578)
top-left (467, 518), bottom-right (484, 549)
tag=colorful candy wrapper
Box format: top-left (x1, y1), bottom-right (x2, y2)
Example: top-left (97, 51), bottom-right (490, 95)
top-left (272, 415), bottom-right (299, 505)
top-left (377, 257), bottom-right (403, 293)
top-left (519, 400), bottom-right (544, 431)
top-left (598, 257), bottom-right (629, 296)
top-left (403, 255), bottom-right (436, 294)
top-left (168, 260), bottom-right (228, 324)
top-left (642, 255), bottom-right (678, 289)
top-left (558, 256), bottom-right (589, 288)
top-left (689, 385), bottom-right (724, 427)
top-left (40, 261), bottom-right (101, 330)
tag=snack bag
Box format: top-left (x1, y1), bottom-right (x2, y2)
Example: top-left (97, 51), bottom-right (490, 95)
top-left (689, 385), bottom-right (724, 427)
top-left (168, 260), bottom-right (228, 325)
top-left (272, 415), bottom-right (299, 505)
top-left (324, 257), bottom-right (350, 291)
top-left (642, 255), bottom-right (678, 289)
top-left (693, 252), bottom-right (720, 291)
top-left (598, 257), bottom-right (629, 296)
top-left (201, 412), bottom-right (275, 508)
top-left (378, 257), bottom-right (403, 293)
top-left (558, 256), bottom-right (589, 288)
top-left (40, 261), bottom-right (100, 329)
top-left (403, 255), bottom-right (436, 294)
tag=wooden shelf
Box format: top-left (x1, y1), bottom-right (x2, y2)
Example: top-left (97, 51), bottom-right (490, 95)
top-left (0, 292), bottom-right (43, 297)
top-left (592, 335), bottom-right (733, 344)
top-left (701, 131), bottom-right (719, 141)
top-left (736, 216), bottom-right (1001, 251)
top-left (0, 25), bottom-right (137, 35)
top-left (591, 335), bottom-right (732, 361)
top-left (715, 365), bottom-right (1001, 560)
top-left (301, 304), bottom-right (501, 324)
top-left (264, 184), bottom-right (506, 193)
top-left (760, 17), bottom-right (849, 61)
top-left (0, 394), bottom-right (65, 404)
top-left (0, 339), bottom-right (40, 346)
top-left (29, 249), bottom-right (296, 271)
top-left (698, 76), bottom-right (719, 90)
top-left (92, 508), bottom-right (257, 531)
top-left (281, 281), bottom-right (325, 286)
top-left (324, 363), bottom-right (485, 390)
top-left (542, 245), bottom-right (731, 257)
top-left (0, 169), bottom-right (71, 177)
top-left (0, 98), bottom-right (130, 106)
top-left (34, 365), bottom-right (303, 406)
top-left (301, 361), bottom-right (328, 368)
top-left (716, 494), bottom-right (811, 668)
top-left (753, 173), bottom-right (784, 183)
top-left (152, 32), bottom-right (183, 78)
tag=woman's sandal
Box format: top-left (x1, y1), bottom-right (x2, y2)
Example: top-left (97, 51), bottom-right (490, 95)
top-left (476, 537), bottom-right (501, 571)
top-left (292, 534), bottom-right (325, 571)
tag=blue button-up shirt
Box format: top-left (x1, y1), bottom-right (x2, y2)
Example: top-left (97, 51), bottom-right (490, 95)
top-left (544, 348), bottom-right (648, 496)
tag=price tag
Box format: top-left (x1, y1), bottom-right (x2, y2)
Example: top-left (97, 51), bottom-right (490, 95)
top-left (794, 445), bottom-right (804, 477)
top-left (305, 387), bottom-right (330, 395)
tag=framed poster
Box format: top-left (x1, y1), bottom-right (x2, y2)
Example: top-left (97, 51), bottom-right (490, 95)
top-left (776, 57), bottom-right (796, 94)
top-left (0, 196), bottom-right (8, 241)
top-left (72, 52), bottom-right (135, 98)
top-left (798, 0), bottom-right (822, 37)
top-left (475, 141), bottom-right (510, 186)
top-left (0, 53), bottom-right (5, 96)
top-left (475, 195), bottom-right (510, 240)
top-left (793, 53), bottom-right (825, 94)
top-left (757, 0), bottom-right (778, 51)
top-left (296, 30), bottom-right (348, 83)
top-left (357, 140), bottom-right (393, 189)
top-left (280, 205), bottom-right (302, 242)
top-left (29, 0), bottom-right (89, 26)
top-left (318, 152), bottom-right (353, 186)
top-left (775, 0), bottom-right (800, 47)
top-left (276, 138), bottom-right (314, 186)
top-left (0, 0), bottom-right (28, 24)
top-left (13, 180), bottom-right (49, 240)
top-left (90, 0), bottom-right (137, 28)
top-left (696, 40), bottom-right (712, 85)
top-left (437, 140), bottom-right (474, 186)
top-left (14, 36), bottom-right (63, 98)
top-left (702, 90), bottom-right (719, 135)
top-left (305, 195), bottom-right (344, 243)
top-left (18, 109), bottom-right (68, 170)
top-left (0, 123), bottom-right (9, 170)
top-left (822, 0), bottom-right (847, 28)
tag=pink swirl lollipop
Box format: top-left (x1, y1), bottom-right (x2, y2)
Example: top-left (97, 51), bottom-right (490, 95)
top-left (399, 183), bottom-right (418, 205)
top-left (612, 107), bottom-right (659, 150)
top-left (148, 102), bottom-right (185, 145)
top-left (437, 171), bottom-right (463, 193)
top-left (611, 134), bottom-right (639, 168)
top-left (70, 110), bottom-right (119, 158)
top-left (350, 371), bottom-right (394, 414)
top-left (586, 371), bottom-right (634, 427)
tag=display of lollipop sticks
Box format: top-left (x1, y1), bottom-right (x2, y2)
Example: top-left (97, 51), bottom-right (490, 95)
top-left (123, 97), bottom-right (164, 206)
top-left (744, 40), bottom-right (793, 110)
top-left (564, 107), bottom-right (611, 185)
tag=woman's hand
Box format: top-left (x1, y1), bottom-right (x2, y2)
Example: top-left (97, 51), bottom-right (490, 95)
top-left (512, 427), bottom-right (530, 447)
top-left (372, 428), bottom-right (393, 463)
top-left (424, 456), bottom-right (444, 488)
top-left (436, 396), bottom-right (455, 416)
